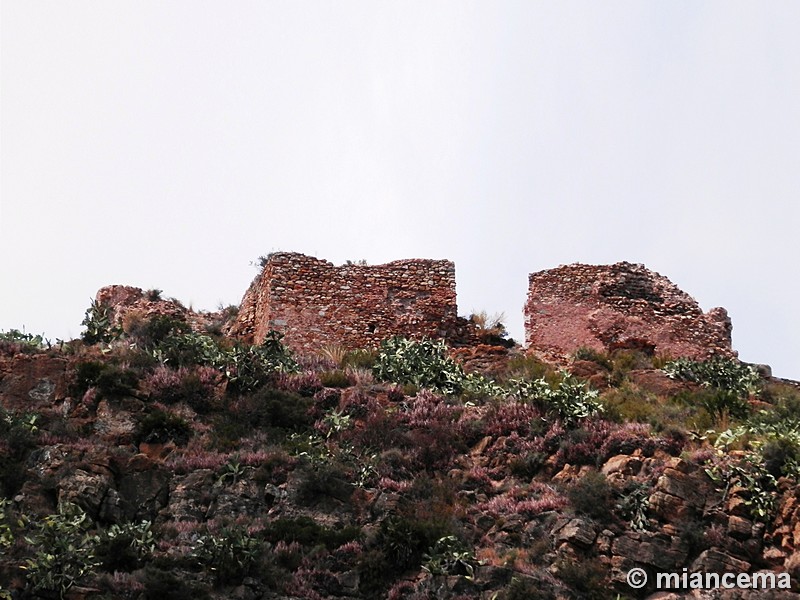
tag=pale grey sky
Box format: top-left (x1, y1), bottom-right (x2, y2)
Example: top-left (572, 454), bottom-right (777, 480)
top-left (2, 2), bottom-right (798, 379)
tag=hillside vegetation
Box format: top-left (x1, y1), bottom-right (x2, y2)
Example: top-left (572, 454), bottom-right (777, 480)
top-left (1, 315), bottom-right (800, 600)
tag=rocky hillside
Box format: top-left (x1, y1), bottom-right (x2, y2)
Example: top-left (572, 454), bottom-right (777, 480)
top-left (1, 303), bottom-right (800, 600)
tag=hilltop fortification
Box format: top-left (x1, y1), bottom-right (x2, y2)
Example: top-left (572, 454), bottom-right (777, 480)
top-left (228, 253), bottom-right (464, 353)
top-left (524, 262), bottom-right (734, 361)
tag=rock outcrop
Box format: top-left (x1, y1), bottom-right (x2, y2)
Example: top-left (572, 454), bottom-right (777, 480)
top-left (524, 262), bottom-right (734, 361)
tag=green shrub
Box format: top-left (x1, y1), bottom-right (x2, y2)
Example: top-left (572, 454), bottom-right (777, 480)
top-left (72, 361), bottom-right (108, 397)
top-left (505, 354), bottom-right (556, 383)
top-left (567, 471), bottom-right (614, 522)
top-left (673, 387), bottom-right (750, 425)
top-left (145, 366), bottom-right (219, 414)
top-left (296, 462), bottom-right (354, 505)
top-left (555, 557), bottom-right (611, 600)
top-left (129, 314), bottom-right (190, 350)
top-left (373, 336), bottom-right (504, 398)
top-left (509, 452), bottom-right (547, 479)
top-left (422, 535), bottom-right (479, 578)
top-left (573, 347), bottom-right (612, 370)
top-left (616, 480), bottom-right (651, 531)
top-left (72, 361), bottom-right (139, 399)
top-left (135, 410), bottom-right (192, 446)
top-left (0, 329), bottom-right (48, 354)
top-left (373, 337), bottom-right (468, 395)
top-left (600, 382), bottom-right (660, 423)
top-left (22, 503), bottom-right (99, 598)
top-left (224, 332), bottom-right (298, 393)
top-left (93, 521), bottom-right (155, 572)
top-left (248, 387), bottom-right (313, 431)
top-left (320, 370), bottom-right (351, 388)
top-left (341, 349), bottom-right (378, 370)
top-left (95, 366), bottom-right (139, 399)
top-left (81, 299), bottom-right (122, 344)
top-left (378, 515), bottom-right (451, 573)
top-left (0, 498), bottom-right (17, 550)
top-left (0, 408), bottom-right (38, 496)
top-left (546, 373), bottom-right (603, 425)
top-left (663, 357), bottom-right (760, 397)
top-left (154, 332), bottom-right (225, 369)
top-left (191, 526), bottom-right (262, 586)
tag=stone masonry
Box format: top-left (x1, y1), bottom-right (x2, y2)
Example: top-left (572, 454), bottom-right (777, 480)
top-left (228, 252), bottom-right (462, 353)
top-left (524, 262), bottom-right (734, 361)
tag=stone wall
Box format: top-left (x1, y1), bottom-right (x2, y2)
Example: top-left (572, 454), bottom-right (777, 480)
top-left (228, 253), bottom-right (463, 353)
top-left (524, 262), bottom-right (734, 361)
top-left (93, 285), bottom-right (225, 335)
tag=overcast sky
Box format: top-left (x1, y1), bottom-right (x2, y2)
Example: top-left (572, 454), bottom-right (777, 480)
top-left (2, 2), bottom-right (798, 379)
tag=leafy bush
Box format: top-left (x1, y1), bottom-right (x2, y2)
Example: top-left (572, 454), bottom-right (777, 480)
top-left (81, 299), bottom-right (122, 344)
top-left (573, 347), bottom-right (612, 370)
top-left (663, 357), bottom-right (760, 397)
top-left (127, 314), bottom-right (190, 350)
top-left (248, 387), bottom-right (313, 431)
top-left (0, 329), bottom-right (48, 354)
top-left (373, 337), bottom-right (508, 398)
top-left (93, 521), bottom-right (155, 572)
top-left (224, 332), bottom-right (298, 393)
top-left (373, 337), bottom-right (468, 395)
top-left (544, 373), bottom-right (603, 426)
top-left (422, 535), bottom-right (480, 578)
top-left (191, 526), bottom-right (262, 586)
top-left (567, 471), bottom-right (614, 522)
top-left (673, 387), bottom-right (750, 425)
top-left (616, 480), bottom-right (651, 531)
top-left (154, 332), bottom-right (226, 369)
top-left (320, 370), bottom-right (351, 388)
top-left (72, 361), bottom-right (139, 399)
top-left (555, 557), bottom-right (610, 600)
top-left (378, 515), bottom-right (451, 573)
top-left (0, 407), bottom-right (38, 496)
top-left (22, 503), bottom-right (99, 598)
top-left (145, 366), bottom-right (219, 413)
top-left (0, 498), bottom-right (17, 550)
top-left (135, 410), bottom-right (192, 446)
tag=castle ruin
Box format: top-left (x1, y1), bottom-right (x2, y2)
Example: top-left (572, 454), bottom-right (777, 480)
top-left (228, 253), bottom-right (463, 353)
top-left (524, 262), bottom-right (734, 361)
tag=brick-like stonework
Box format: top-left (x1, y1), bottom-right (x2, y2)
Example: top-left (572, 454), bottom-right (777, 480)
top-left (524, 262), bottom-right (734, 360)
top-left (228, 253), bottom-right (463, 353)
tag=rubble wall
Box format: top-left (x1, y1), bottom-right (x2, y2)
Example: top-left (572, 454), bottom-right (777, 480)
top-left (524, 262), bottom-right (734, 360)
top-left (229, 253), bottom-right (460, 353)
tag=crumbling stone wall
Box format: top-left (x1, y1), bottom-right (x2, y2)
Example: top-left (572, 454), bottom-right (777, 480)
top-left (524, 262), bottom-right (734, 360)
top-left (93, 285), bottom-right (225, 335)
top-left (229, 253), bottom-right (462, 353)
